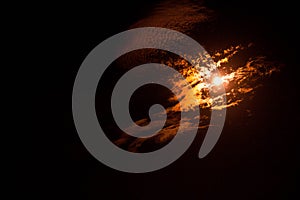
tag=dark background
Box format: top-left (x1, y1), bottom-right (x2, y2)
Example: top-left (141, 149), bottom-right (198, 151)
top-left (27, 0), bottom-right (299, 199)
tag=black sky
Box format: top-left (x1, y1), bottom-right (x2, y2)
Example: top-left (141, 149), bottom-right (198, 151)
top-left (28, 0), bottom-right (300, 199)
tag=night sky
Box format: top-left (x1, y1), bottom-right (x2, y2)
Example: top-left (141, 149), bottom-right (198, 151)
top-left (28, 0), bottom-right (299, 199)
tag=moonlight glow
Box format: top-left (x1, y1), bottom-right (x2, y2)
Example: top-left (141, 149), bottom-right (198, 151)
top-left (212, 76), bottom-right (223, 86)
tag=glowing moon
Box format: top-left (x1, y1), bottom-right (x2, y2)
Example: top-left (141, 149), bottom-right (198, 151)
top-left (212, 76), bottom-right (223, 86)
